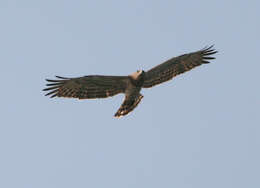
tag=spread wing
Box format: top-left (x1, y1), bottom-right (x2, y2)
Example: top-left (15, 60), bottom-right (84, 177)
top-left (143, 45), bottom-right (217, 88)
top-left (43, 75), bottom-right (129, 99)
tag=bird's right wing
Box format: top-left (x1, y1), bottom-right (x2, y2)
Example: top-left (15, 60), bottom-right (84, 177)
top-left (43, 75), bottom-right (129, 99)
top-left (143, 46), bottom-right (217, 88)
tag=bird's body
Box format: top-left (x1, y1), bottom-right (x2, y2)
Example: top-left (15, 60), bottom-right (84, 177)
top-left (43, 46), bottom-right (217, 117)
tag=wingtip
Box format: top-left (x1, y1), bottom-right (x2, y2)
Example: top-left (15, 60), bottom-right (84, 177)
top-left (55, 75), bottom-right (69, 79)
top-left (50, 94), bottom-right (57, 98)
top-left (202, 45), bottom-right (217, 56)
top-left (201, 44), bottom-right (215, 51)
top-left (44, 92), bottom-right (57, 98)
top-left (46, 79), bottom-right (60, 83)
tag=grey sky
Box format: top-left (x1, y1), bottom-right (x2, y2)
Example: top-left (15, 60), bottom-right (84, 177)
top-left (0, 0), bottom-right (259, 188)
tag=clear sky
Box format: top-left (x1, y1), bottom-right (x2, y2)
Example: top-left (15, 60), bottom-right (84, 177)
top-left (1, 0), bottom-right (259, 187)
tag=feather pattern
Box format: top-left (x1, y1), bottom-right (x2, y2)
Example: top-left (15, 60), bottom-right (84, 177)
top-left (143, 45), bottom-right (217, 88)
top-left (43, 75), bottom-right (129, 99)
top-left (114, 92), bottom-right (143, 118)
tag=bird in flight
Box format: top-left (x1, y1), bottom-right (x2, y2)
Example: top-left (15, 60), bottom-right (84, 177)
top-left (43, 45), bottom-right (217, 118)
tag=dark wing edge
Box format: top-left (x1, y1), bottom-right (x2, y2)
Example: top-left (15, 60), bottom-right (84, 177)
top-left (43, 75), bottom-right (128, 99)
top-left (143, 45), bottom-right (217, 88)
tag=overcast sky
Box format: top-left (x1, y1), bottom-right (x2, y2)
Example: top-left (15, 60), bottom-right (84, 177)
top-left (1, 0), bottom-right (259, 188)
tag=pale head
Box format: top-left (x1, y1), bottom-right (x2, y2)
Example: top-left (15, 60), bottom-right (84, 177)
top-left (130, 70), bottom-right (145, 80)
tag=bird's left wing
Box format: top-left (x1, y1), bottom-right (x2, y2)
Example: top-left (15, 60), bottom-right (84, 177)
top-left (43, 75), bottom-right (129, 99)
top-left (143, 45), bottom-right (217, 88)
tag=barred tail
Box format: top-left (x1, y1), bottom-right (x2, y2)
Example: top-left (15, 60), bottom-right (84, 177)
top-left (114, 93), bottom-right (143, 118)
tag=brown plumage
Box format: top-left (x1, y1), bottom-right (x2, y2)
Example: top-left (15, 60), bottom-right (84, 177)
top-left (43, 45), bottom-right (217, 117)
top-left (43, 76), bottom-right (128, 99)
top-left (143, 45), bottom-right (216, 88)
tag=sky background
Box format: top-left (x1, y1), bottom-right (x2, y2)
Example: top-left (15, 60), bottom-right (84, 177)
top-left (0, 0), bottom-right (259, 187)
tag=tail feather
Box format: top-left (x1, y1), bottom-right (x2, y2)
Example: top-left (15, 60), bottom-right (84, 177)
top-left (114, 93), bottom-right (143, 118)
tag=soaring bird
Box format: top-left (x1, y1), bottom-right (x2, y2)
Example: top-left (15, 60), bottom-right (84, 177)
top-left (43, 45), bottom-right (217, 117)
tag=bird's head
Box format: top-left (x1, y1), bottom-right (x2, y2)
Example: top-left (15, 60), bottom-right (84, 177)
top-left (129, 70), bottom-right (145, 87)
top-left (130, 70), bottom-right (145, 80)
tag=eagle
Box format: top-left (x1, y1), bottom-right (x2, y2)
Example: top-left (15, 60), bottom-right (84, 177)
top-left (43, 45), bottom-right (217, 118)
